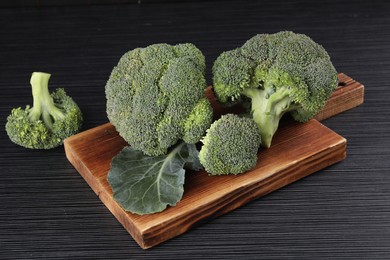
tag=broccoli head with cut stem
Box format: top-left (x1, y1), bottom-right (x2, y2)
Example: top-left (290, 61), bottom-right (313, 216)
top-left (6, 72), bottom-right (83, 149)
top-left (105, 43), bottom-right (213, 156)
top-left (213, 31), bottom-right (338, 148)
top-left (199, 114), bottom-right (261, 175)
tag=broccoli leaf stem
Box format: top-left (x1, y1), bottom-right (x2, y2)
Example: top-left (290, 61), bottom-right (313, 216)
top-left (28, 72), bottom-right (65, 129)
top-left (243, 86), bottom-right (298, 148)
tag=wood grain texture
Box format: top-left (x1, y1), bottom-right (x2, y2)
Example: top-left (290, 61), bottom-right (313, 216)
top-left (64, 120), bottom-right (346, 249)
top-left (1, 0), bottom-right (390, 259)
top-left (314, 74), bottom-right (365, 121)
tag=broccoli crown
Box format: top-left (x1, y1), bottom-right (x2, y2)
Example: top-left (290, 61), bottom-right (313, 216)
top-left (6, 72), bottom-right (83, 149)
top-left (199, 114), bottom-right (261, 175)
top-left (106, 43), bottom-right (213, 156)
top-left (213, 31), bottom-right (338, 147)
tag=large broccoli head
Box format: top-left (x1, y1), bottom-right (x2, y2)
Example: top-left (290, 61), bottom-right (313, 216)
top-left (6, 72), bottom-right (83, 149)
top-left (105, 43), bottom-right (213, 156)
top-left (199, 114), bottom-right (261, 175)
top-left (213, 31), bottom-right (338, 147)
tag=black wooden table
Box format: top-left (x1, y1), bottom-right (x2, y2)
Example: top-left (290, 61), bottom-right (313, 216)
top-left (1, 0), bottom-right (389, 259)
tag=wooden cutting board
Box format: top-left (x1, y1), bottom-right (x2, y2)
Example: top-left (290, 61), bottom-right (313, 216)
top-left (64, 73), bottom-right (364, 249)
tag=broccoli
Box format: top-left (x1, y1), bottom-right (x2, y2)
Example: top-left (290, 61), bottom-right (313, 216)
top-left (199, 114), bottom-right (261, 175)
top-left (213, 31), bottom-right (338, 148)
top-left (105, 43), bottom-right (213, 156)
top-left (6, 72), bottom-right (83, 149)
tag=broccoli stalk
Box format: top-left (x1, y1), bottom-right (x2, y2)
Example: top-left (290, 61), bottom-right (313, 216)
top-left (243, 85), bottom-right (299, 148)
top-left (28, 72), bottom-right (65, 128)
top-left (6, 72), bottom-right (83, 149)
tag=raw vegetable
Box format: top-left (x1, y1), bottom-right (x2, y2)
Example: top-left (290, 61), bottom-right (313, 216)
top-left (108, 143), bottom-right (202, 215)
top-left (213, 31), bottom-right (338, 147)
top-left (107, 32), bottom-right (339, 214)
top-left (6, 72), bottom-right (83, 149)
top-left (199, 114), bottom-right (261, 175)
top-left (105, 43), bottom-right (213, 157)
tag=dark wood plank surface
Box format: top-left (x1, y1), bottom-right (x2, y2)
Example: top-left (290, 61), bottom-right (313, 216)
top-left (1, 0), bottom-right (389, 259)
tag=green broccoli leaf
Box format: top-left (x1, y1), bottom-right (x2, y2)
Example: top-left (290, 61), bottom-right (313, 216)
top-left (107, 142), bottom-right (200, 215)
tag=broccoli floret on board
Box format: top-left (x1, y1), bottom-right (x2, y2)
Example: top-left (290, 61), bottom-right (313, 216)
top-left (105, 43), bottom-right (213, 156)
top-left (213, 31), bottom-right (338, 147)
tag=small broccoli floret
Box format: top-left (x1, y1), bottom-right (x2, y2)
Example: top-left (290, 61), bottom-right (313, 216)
top-left (213, 31), bottom-right (338, 148)
top-left (199, 114), bottom-right (261, 175)
top-left (6, 72), bottom-right (83, 149)
top-left (106, 43), bottom-right (213, 156)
